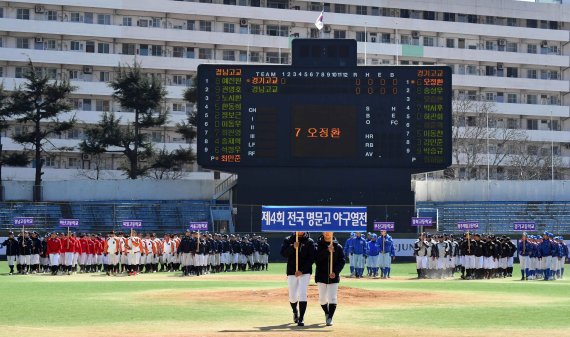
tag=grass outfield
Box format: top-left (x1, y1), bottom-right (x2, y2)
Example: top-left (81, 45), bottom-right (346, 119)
top-left (0, 262), bottom-right (569, 337)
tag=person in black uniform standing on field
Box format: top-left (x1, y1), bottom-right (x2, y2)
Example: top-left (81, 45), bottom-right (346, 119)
top-left (1, 232), bottom-right (19, 275)
top-left (280, 232), bottom-right (315, 327)
top-left (315, 232), bottom-right (345, 326)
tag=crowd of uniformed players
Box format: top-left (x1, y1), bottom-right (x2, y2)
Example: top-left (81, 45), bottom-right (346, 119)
top-left (413, 231), bottom-right (567, 281)
top-left (1, 230), bottom-right (270, 276)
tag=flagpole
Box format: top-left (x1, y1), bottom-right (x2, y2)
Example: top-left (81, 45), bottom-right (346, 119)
top-left (364, 22), bottom-right (367, 65)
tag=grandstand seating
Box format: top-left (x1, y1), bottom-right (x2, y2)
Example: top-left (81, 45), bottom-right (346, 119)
top-left (0, 200), bottom-right (213, 234)
top-left (417, 201), bottom-right (570, 235)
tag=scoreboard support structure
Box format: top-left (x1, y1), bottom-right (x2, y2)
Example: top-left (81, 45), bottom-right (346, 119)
top-left (197, 39), bottom-right (452, 233)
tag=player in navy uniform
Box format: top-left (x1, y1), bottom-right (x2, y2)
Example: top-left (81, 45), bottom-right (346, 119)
top-left (1, 232), bottom-right (19, 275)
top-left (280, 232), bottom-right (315, 327)
top-left (315, 232), bottom-right (345, 326)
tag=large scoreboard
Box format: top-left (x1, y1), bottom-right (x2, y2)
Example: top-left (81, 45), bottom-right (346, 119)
top-left (197, 64), bottom-right (452, 172)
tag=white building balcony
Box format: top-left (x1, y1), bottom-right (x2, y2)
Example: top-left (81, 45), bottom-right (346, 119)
top-left (453, 74), bottom-right (568, 93)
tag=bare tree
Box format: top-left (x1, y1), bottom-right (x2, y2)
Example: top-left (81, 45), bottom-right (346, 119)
top-left (508, 140), bottom-right (567, 180)
top-left (451, 97), bottom-right (526, 180)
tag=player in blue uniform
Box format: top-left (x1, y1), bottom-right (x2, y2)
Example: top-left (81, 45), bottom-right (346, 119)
top-left (376, 230), bottom-right (395, 278)
top-left (366, 234), bottom-right (380, 278)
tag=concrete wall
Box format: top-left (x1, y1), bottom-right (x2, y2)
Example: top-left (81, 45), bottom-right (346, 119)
top-left (1, 179), bottom-right (218, 201)
top-left (415, 180), bottom-right (570, 202)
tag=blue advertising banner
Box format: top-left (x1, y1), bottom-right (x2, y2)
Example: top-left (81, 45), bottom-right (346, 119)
top-left (261, 206), bottom-right (367, 232)
top-left (189, 222), bottom-right (209, 231)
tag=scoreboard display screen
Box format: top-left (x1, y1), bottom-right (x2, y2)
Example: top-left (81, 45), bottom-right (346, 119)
top-left (197, 65), bottom-right (452, 171)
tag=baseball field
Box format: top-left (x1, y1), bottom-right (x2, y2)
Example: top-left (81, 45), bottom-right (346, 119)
top-left (1, 262), bottom-right (569, 337)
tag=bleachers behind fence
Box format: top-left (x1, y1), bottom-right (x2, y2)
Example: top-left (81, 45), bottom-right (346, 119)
top-left (0, 200), bottom-right (214, 234)
top-left (417, 201), bottom-right (570, 235)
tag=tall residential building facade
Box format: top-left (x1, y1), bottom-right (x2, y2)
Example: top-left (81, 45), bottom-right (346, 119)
top-left (0, 0), bottom-right (568, 180)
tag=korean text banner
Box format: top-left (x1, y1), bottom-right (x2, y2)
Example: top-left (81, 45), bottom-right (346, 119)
top-left (122, 220), bottom-right (142, 228)
top-left (513, 222), bottom-right (536, 231)
top-left (411, 217), bottom-right (432, 227)
top-left (59, 219), bottom-right (80, 227)
top-left (13, 217), bottom-right (34, 226)
top-left (457, 221), bottom-right (479, 230)
top-left (261, 206), bottom-right (367, 232)
top-left (373, 222), bottom-right (395, 231)
top-left (189, 222), bottom-right (209, 231)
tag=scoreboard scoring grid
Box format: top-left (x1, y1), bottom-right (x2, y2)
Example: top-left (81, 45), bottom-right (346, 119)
top-left (197, 65), bottom-right (452, 171)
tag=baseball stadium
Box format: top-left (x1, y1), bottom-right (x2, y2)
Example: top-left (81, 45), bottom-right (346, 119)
top-left (1, 0), bottom-right (570, 336)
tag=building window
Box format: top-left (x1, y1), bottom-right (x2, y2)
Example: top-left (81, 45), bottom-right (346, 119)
top-left (199, 21), bottom-right (212, 32)
top-left (46, 40), bottom-right (57, 50)
top-left (423, 36), bottom-right (434, 47)
top-left (526, 19), bottom-right (537, 28)
top-left (485, 93), bottom-right (495, 102)
top-left (356, 6), bottom-right (367, 15)
top-left (172, 75), bottom-right (186, 86)
top-left (309, 28), bottom-right (319, 38)
top-left (467, 15), bottom-right (478, 23)
top-left (222, 50), bottom-right (235, 61)
top-left (44, 157), bottom-right (56, 168)
top-left (424, 11), bottom-right (435, 20)
top-left (443, 13), bottom-right (455, 22)
top-left (186, 47), bottom-right (195, 58)
top-left (355, 32), bottom-right (366, 42)
top-left (485, 41), bottom-right (495, 50)
top-left (151, 45), bottom-right (162, 56)
top-left (549, 21), bottom-right (559, 30)
top-left (99, 72), bottom-right (110, 82)
top-left (267, 0), bottom-right (287, 9)
top-left (97, 43), bottom-right (110, 54)
top-left (334, 4), bottom-right (346, 13)
top-left (333, 30), bottom-right (346, 39)
top-left (249, 51), bottom-right (260, 62)
top-left (199, 48), bottom-right (213, 59)
top-left (96, 100), bottom-right (110, 111)
top-left (527, 145), bottom-right (538, 155)
top-left (86, 41), bottom-right (95, 53)
top-left (121, 43), bottom-right (135, 55)
top-left (17, 8), bottom-right (30, 20)
top-left (507, 94), bottom-right (518, 103)
top-left (526, 95), bottom-right (537, 105)
top-left (507, 18), bottom-right (517, 26)
top-left (266, 25), bottom-right (288, 37)
top-left (507, 119), bottom-right (518, 129)
top-left (122, 17), bottom-right (132, 26)
top-left (70, 12), bottom-right (82, 22)
top-left (485, 16), bottom-right (495, 24)
top-left (186, 20), bottom-right (195, 30)
top-left (446, 39), bottom-right (455, 48)
top-left (527, 69), bottom-right (537, 79)
top-left (46, 10), bottom-right (58, 21)
top-left (172, 103), bottom-right (185, 112)
top-left (173, 46), bottom-right (184, 58)
top-left (223, 23), bottom-right (235, 33)
top-left (527, 44), bottom-right (537, 54)
top-left (250, 24), bottom-right (261, 35)
top-left (266, 52), bottom-right (288, 64)
top-left (16, 38), bottom-right (29, 49)
top-left (67, 128), bottom-right (81, 139)
top-left (68, 70), bottom-right (80, 80)
top-left (68, 157), bottom-right (80, 168)
top-left (82, 99), bottom-right (92, 111)
top-left (45, 68), bottom-right (57, 80)
top-left (506, 42), bottom-right (517, 52)
top-left (97, 14), bottom-right (111, 25)
top-left (506, 67), bottom-right (518, 78)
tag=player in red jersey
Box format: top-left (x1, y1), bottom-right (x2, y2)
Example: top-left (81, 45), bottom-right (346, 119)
top-left (46, 233), bottom-right (62, 276)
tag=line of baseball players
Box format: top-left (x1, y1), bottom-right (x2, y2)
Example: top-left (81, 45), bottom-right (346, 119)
top-left (343, 231), bottom-right (396, 279)
top-left (1, 230), bottom-right (270, 276)
top-left (517, 232), bottom-right (567, 281)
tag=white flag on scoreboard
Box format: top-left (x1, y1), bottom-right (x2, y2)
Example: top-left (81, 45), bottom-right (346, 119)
top-left (315, 10), bottom-right (324, 30)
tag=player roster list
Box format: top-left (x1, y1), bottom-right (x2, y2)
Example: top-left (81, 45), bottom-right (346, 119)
top-left (197, 65), bottom-right (451, 171)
